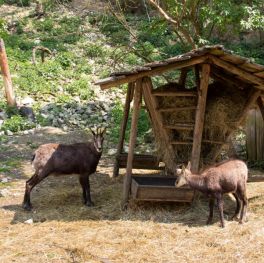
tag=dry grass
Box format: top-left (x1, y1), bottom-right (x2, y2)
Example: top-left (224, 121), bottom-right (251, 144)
top-left (0, 129), bottom-right (264, 263)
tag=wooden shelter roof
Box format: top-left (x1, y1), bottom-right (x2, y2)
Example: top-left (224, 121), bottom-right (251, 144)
top-left (95, 45), bottom-right (264, 91)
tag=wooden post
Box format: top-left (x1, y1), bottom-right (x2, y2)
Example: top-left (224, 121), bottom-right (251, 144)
top-left (0, 39), bottom-right (16, 106)
top-left (212, 89), bottom-right (262, 161)
top-left (178, 68), bottom-right (188, 87)
top-left (142, 77), bottom-right (175, 169)
top-left (191, 64), bottom-right (210, 173)
top-left (257, 97), bottom-right (264, 121)
top-left (113, 83), bottom-right (134, 177)
top-left (122, 79), bottom-right (142, 208)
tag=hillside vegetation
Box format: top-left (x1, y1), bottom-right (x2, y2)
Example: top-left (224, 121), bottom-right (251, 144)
top-left (0, 1), bottom-right (263, 143)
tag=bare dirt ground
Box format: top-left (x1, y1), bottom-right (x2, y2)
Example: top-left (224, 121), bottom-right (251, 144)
top-left (0, 128), bottom-right (264, 263)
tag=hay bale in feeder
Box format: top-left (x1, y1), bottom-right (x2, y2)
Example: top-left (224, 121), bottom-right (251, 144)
top-left (153, 81), bottom-right (250, 167)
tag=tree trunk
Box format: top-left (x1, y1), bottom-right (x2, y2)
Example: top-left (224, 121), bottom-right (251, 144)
top-left (0, 39), bottom-right (16, 107)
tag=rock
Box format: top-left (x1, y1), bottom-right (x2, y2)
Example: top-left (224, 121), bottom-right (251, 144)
top-left (19, 106), bottom-right (35, 122)
top-left (21, 97), bottom-right (34, 106)
top-left (24, 218), bottom-right (33, 224)
top-left (0, 131), bottom-right (5, 136)
top-left (0, 189), bottom-right (10, 197)
top-left (107, 148), bottom-right (117, 155)
top-left (0, 110), bottom-right (7, 120)
top-left (6, 130), bottom-right (13, 136)
top-left (1, 178), bottom-right (9, 183)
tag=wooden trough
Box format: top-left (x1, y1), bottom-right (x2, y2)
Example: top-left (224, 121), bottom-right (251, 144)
top-left (131, 175), bottom-right (194, 202)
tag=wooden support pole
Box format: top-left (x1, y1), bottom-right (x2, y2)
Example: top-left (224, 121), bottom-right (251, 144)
top-left (257, 97), bottom-right (264, 121)
top-left (122, 79), bottom-right (142, 208)
top-left (178, 68), bottom-right (188, 87)
top-left (212, 89), bottom-right (262, 161)
top-left (191, 64), bottom-right (210, 173)
top-left (142, 77), bottom-right (176, 170)
top-left (113, 83), bottom-right (134, 177)
top-left (0, 39), bottom-right (16, 106)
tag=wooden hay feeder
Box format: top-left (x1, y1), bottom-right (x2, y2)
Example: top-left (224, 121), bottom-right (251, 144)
top-left (96, 45), bottom-right (264, 207)
top-left (131, 175), bottom-right (193, 202)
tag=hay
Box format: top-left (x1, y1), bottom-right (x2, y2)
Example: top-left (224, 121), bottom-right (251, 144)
top-left (0, 163), bottom-right (264, 263)
top-left (154, 82), bottom-right (250, 167)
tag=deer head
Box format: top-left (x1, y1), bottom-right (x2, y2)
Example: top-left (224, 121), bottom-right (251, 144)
top-left (175, 161), bottom-right (191, 187)
top-left (89, 127), bottom-right (106, 153)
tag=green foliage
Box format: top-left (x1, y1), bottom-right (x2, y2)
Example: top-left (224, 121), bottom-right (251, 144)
top-left (65, 77), bottom-right (94, 100)
top-left (84, 43), bottom-right (107, 58)
top-left (109, 99), bottom-right (150, 144)
top-left (241, 6), bottom-right (264, 30)
top-left (1, 115), bottom-right (35, 132)
top-left (0, 18), bottom-right (7, 38)
top-left (3, 0), bottom-right (31, 6)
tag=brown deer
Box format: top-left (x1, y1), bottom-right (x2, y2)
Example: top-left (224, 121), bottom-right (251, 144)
top-left (175, 160), bottom-right (248, 227)
top-left (22, 127), bottom-right (106, 211)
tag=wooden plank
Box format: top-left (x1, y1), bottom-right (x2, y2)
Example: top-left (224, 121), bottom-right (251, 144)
top-left (213, 89), bottom-right (262, 161)
top-left (246, 109), bottom-right (256, 161)
top-left (256, 109), bottom-right (264, 160)
top-left (97, 56), bottom-right (208, 89)
top-left (131, 176), bottom-right (194, 202)
top-left (152, 90), bottom-right (197, 97)
top-left (257, 97), bottom-right (264, 121)
top-left (113, 83), bottom-right (134, 177)
top-left (171, 141), bottom-right (193, 145)
top-left (0, 39), bottom-right (16, 106)
top-left (255, 71), bottom-right (264, 78)
top-left (171, 139), bottom-right (226, 145)
top-left (142, 77), bottom-right (175, 169)
top-left (144, 61), bottom-right (169, 68)
top-left (210, 55), bottom-right (264, 89)
top-left (158, 106), bottom-right (197, 112)
top-left (118, 153), bottom-right (161, 170)
top-left (191, 64), bottom-right (210, 173)
top-left (247, 176), bottom-right (264, 183)
top-left (95, 75), bottom-right (126, 85)
top-left (164, 124), bottom-right (194, 130)
top-left (210, 66), bottom-right (250, 89)
top-left (238, 62), bottom-right (264, 73)
top-left (218, 54), bottom-right (249, 65)
top-left (122, 79), bottom-right (142, 208)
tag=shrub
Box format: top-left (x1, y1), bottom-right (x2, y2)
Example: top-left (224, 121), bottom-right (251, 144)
top-left (1, 115), bottom-right (35, 133)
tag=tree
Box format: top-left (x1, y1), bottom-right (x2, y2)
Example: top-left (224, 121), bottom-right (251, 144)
top-left (147, 0), bottom-right (264, 48)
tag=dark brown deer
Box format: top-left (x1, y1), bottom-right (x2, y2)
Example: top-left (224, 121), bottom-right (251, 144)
top-left (22, 127), bottom-right (106, 211)
top-left (175, 160), bottom-right (248, 227)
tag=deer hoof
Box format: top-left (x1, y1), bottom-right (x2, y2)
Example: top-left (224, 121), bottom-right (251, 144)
top-left (22, 202), bottom-right (32, 211)
top-left (85, 201), bottom-right (95, 207)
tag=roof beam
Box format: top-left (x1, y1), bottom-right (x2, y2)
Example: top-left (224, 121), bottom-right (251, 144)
top-left (209, 55), bottom-right (264, 89)
top-left (96, 56), bottom-right (208, 90)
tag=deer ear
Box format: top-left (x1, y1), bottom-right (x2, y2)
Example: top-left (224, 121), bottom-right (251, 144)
top-left (187, 161), bottom-right (191, 170)
top-left (182, 165), bottom-right (186, 172)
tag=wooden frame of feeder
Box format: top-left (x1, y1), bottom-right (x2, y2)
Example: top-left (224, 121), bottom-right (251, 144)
top-left (95, 45), bottom-right (264, 207)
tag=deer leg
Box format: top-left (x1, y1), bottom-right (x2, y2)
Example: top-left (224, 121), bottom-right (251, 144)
top-left (207, 197), bottom-right (215, 225)
top-left (22, 171), bottom-right (49, 211)
top-left (79, 174), bottom-right (94, 207)
top-left (232, 193), bottom-right (241, 220)
top-left (216, 193), bottom-right (225, 228)
top-left (237, 186), bottom-right (248, 224)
